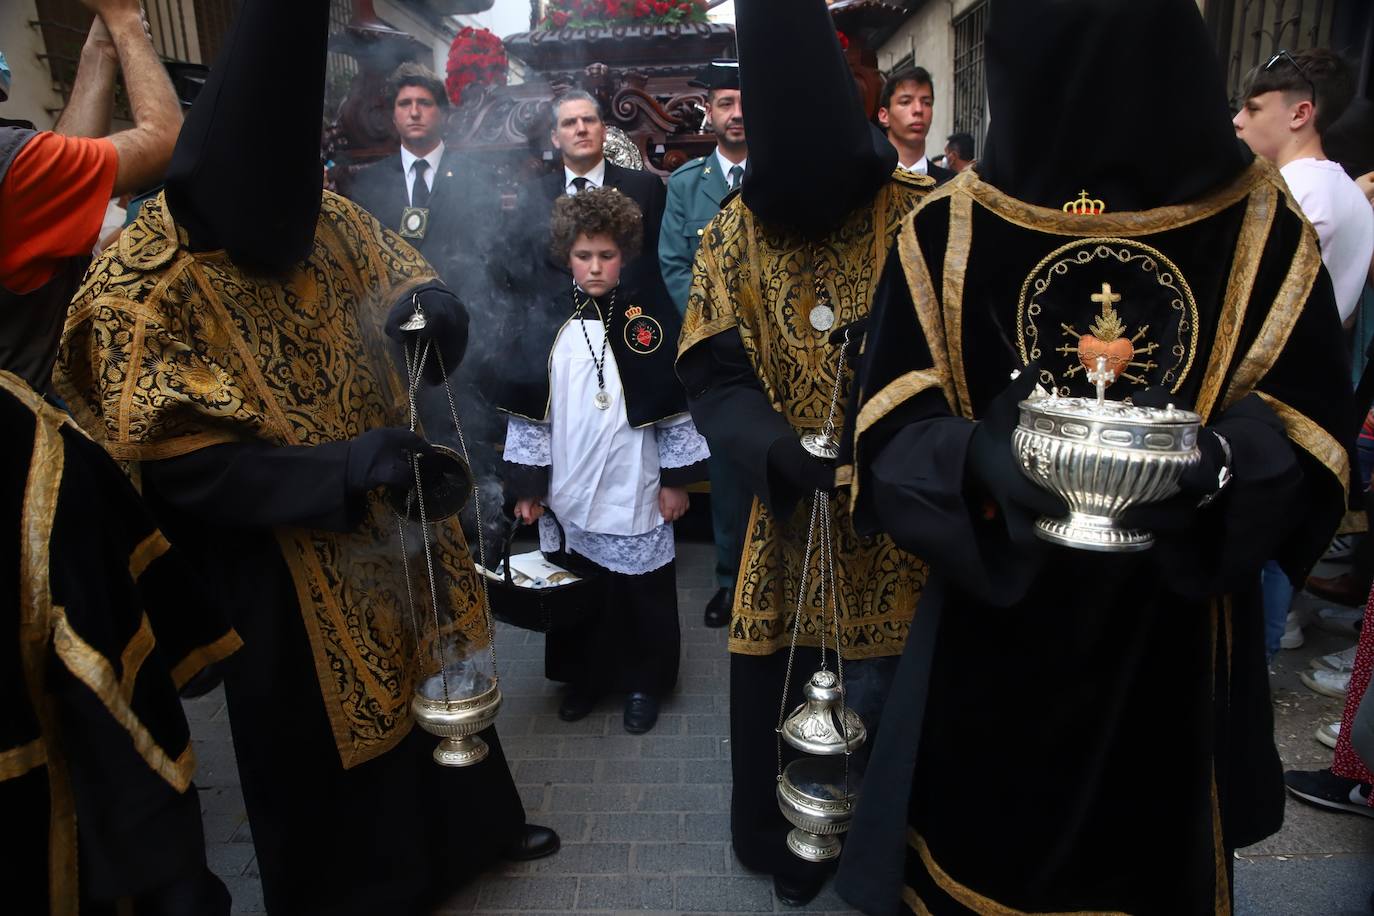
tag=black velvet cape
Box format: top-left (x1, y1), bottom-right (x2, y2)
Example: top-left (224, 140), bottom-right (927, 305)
top-left (835, 163), bottom-right (1353, 914)
top-left (490, 287), bottom-right (688, 429)
top-left (0, 372), bottom-right (237, 915)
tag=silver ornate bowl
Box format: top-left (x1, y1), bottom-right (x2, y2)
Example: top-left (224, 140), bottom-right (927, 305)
top-left (411, 682), bottom-right (502, 767)
top-left (776, 756), bottom-right (858, 862)
top-left (1012, 389), bottom-right (1201, 552)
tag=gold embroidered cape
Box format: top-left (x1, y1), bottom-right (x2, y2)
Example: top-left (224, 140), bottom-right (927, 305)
top-left (679, 172), bottom-right (934, 660)
top-left (56, 192), bottom-right (486, 769)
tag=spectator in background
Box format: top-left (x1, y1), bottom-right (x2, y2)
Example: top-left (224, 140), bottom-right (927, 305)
top-left (1233, 48), bottom-right (1374, 661)
top-left (0, 0), bottom-right (181, 392)
top-left (0, 2), bottom-right (236, 914)
top-left (944, 130), bottom-right (975, 172)
top-left (516, 91), bottom-right (671, 312)
top-left (660, 59), bottom-right (750, 628)
top-left (1233, 48), bottom-right (1373, 325)
top-left (876, 66), bottom-right (955, 182)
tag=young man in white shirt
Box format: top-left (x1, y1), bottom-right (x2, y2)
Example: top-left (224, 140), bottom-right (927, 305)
top-left (876, 66), bottom-right (954, 183)
top-left (1234, 47), bottom-right (1374, 325)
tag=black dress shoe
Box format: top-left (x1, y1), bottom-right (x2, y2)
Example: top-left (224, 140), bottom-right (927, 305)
top-left (773, 872), bottom-right (824, 907)
top-left (502, 824), bottom-right (560, 862)
top-left (558, 685), bottom-right (600, 722)
top-left (704, 586), bottom-right (732, 628)
top-left (623, 691), bottom-right (660, 734)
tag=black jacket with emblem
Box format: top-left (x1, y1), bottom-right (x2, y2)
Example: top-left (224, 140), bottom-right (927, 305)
top-left (490, 285), bottom-right (686, 429)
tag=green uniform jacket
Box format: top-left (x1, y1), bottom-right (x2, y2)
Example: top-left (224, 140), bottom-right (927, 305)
top-left (659, 152), bottom-right (732, 314)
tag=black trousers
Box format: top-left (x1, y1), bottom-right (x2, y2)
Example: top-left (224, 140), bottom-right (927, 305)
top-left (545, 558), bottom-right (680, 696)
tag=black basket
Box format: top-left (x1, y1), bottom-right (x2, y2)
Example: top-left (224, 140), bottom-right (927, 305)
top-left (483, 511), bottom-right (605, 634)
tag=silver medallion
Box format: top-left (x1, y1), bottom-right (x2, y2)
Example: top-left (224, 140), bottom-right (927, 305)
top-left (399, 310), bottom-right (427, 332)
top-left (809, 305), bottom-right (835, 332)
top-left (799, 432), bottom-right (839, 460)
top-left (594, 390), bottom-right (611, 410)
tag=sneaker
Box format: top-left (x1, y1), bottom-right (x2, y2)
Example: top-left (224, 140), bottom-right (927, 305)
top-left (1323, 534), bottom-right (1360, 562)
top-left (1280, 610), bottom-right (1306, 650)
top-left (1310, 645), bottom-right (1359, 674)
top-left (1300, 668), bottom-right (1351, 699)
top-left (1316, 720), bottom-right (1341, 750)
top-left (1283, 768), bottom-right (1374, 817)
top-left (1314, 606), bottom-right (1365, 638)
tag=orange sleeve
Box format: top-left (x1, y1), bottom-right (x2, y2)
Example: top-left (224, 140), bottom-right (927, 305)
top-left (0, 133), bottom-right (119, 294)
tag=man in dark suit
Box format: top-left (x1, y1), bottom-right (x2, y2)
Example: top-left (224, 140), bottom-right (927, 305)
top-left (349, 63), bottom-right (504, 304)
top-left (876, 66), bottom-right (956, 183)
top-left (518, 90), bottom-right (670, 309)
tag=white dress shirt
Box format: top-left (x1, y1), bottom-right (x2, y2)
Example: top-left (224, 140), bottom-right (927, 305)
top-left (564, 158), bottom-right (607, 195)
top-left (898, 155), bottom-right (929, 176)
top-left (715, 150), bottom-right (747, 190)
top-left (399, 141), bottom-right (445, 206)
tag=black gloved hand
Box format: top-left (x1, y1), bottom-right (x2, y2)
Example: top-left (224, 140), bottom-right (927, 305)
top-left (385, 284), bottom-right (470, 383)
top-left (767, 435), bottom-right (836, 493)
top-left (966, 367), bottom-right (1067, 542)
top-left (346, 428), bottom-right (436, 493)
top-left (828, 318), bottom-right (868, 364)
top-left (1120, 387), bottom-right (1234, 533)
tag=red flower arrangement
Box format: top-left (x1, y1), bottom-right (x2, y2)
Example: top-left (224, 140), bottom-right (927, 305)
top-left (539, 0), bottom-right (708, 29)
top-left (445, 27), bottom-right (508, 107)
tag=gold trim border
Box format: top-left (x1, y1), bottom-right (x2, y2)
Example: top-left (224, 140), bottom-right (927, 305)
top-left (1254, 392), bottom-right (1351, 500)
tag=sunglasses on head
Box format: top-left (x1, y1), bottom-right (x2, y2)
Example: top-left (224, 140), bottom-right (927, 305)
top-left (1263, 49), bottom-right (1317, 102)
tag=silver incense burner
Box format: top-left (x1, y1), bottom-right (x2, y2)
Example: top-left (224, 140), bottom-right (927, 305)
top-left (1012, 358), bottom-right (1201, 552)
top-left (776, 670), bottom-right (865, 862)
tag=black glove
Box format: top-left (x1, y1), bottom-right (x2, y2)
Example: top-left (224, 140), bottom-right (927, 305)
top-left (829, 318), bottom-right (868, 364)
top-left (966, 367), bottom-right (1067, 542)
top-left (767, 435), bottom-right (836, 493)
top-left (1119, 388), bottom-right (1240, 533)
top-left (346, 428), bottom-right (436, 493)
top-left (385, 284), bottom-right (470, 383)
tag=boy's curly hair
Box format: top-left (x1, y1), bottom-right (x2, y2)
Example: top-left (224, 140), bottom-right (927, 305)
top-left (549, 187), bottom-right (643, 263)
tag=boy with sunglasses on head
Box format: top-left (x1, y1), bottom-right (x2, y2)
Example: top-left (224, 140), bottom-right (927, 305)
top-left (1234, 47), bottom-right (1373, 325)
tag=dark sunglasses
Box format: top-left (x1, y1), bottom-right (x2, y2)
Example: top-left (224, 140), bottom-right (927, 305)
top-left (1263, 49), bottom-right (1317, 102)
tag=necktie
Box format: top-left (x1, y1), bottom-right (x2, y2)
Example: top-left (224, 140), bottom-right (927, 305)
top-left (570, 176), bottom-right (590, 195)
top-left (728, 164), bottom-right (743, 191)
top-left (411, 159), bottom-right (431, 207)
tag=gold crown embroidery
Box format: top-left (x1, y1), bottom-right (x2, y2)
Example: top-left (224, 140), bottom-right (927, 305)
top-left (1062, 190), bottom-right (1106, 215)
top-left (624, 305), bottom-right (643, 319)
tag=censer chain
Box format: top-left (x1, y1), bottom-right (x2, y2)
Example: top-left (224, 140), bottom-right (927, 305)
top-left (774, 327), bottom-right (852, 782)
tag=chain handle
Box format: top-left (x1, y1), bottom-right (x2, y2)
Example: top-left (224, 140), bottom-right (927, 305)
top-left (774, 327), bottom-right (852, 782)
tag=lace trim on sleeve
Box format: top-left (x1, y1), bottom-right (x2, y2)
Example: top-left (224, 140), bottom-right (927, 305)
top-left (504, 415), bottom-right (552, 466)
top-left (656, 416), bottom-right (710, 469)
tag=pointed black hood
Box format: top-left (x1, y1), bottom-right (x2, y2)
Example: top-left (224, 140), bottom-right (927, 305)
top-left (976, 0), bottom-right (1251, 212)
top-left (735, 0), bottom-right (895, 236)
top-left (164, 0), bottom-right (329, 270)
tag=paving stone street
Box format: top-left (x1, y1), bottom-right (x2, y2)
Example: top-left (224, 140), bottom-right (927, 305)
top-left (183, 542), bottom-right (1374, 915)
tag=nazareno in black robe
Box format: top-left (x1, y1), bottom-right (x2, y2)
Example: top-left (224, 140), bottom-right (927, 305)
top-left (1, 372), bottom-right (238, 916)
top-left (834, 138), bottom-right (1354, 916)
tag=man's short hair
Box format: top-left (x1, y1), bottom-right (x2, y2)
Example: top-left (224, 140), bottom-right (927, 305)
top-left (552, 89), bottom-right (604, 124)
top-left (1241, 48), bottom-right (1354, 136)
top-left (946, 132), bottom-right (975, 161)
top-left (386, 62), bottom-right (448, 110)
top-left (879, 66), bottom-right (934, 110)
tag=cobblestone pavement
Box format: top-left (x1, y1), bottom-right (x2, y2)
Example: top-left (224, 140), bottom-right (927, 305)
top-left (185, 544), bottom-right (1373, 915)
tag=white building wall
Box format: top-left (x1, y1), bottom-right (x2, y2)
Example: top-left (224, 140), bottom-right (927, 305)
top-left (0, 0), bottom-right (68, 129)
top-left (876, 0), bottom-right (984, 158)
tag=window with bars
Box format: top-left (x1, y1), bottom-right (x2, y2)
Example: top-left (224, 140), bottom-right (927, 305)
top-left (1217, 0), bottom-right (1334, 110)
top-left (32, 0), bottom-right (238, 118)
top-left (951, 0), bottom-right (989, 160)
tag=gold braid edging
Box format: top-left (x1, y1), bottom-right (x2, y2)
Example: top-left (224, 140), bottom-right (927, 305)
top-left (907, 829), bottom-right (1130, 916)
top-left (1253, 392), bottom-right (1350, 501)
